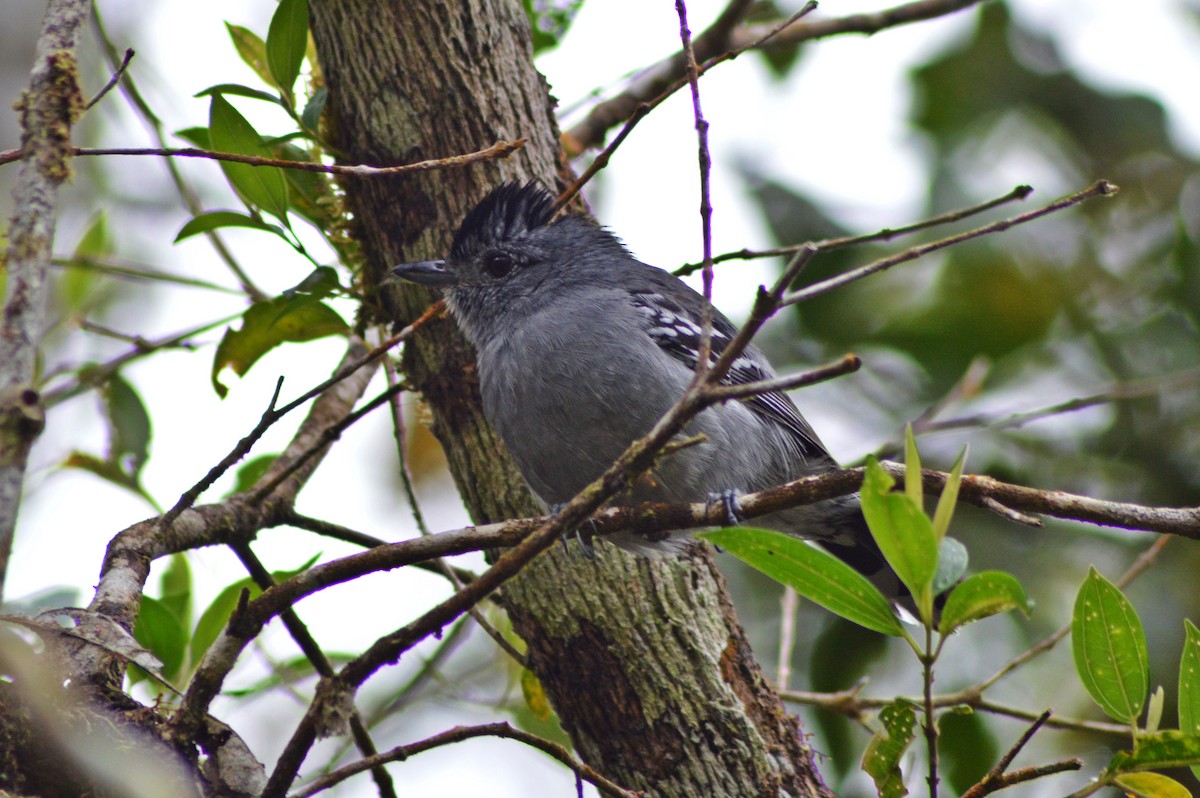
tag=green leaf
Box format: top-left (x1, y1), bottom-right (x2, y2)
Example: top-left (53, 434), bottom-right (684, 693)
top-left (134, 595), bottom-right (187, 682)
top-left (283, 266), bottom-right (340, 299)
top-left (227, 454), bottom-right (279, 496)
top-left (903, 424), bottom-right (923, 509)
top-left (190, 554), bottom-right (319, 666)
top-left (174, 210), bottom-right (286, 243)
top-left (73, 212), bottom-right (112, 259)
top-left (702, 527), bottom-right (905, 637)
top-left (174, 126), bottom-right (211, 148)
top-left (1114, 772), bottom-right (1192, 798)
top-left (208, 94), bottom-right (291, 220)
top-left (939, 710), bottom-right (998, 796)
top-left (63, 212), bottom-right (110, 310)
top-left (271, 142), bottom-right (331, 228)
top-left (267, 0), bottom-right (309, 102)
top-left (862, 700), bottom-right (917, 798)
top-left (1072, 566), bottom-right (1149, 723)
top-left (938, 570), bottom-right (1031, 635)
top-left (1179, 619), bottom-right (1200, 780)
top-left (159, 553), bottom-right (193, 632)
top-left (861, 457), bottom-right (938, 624)
top-left (300, 86), bottom-right (327, 132)
top-left (1109, 731), bottom-right (1200, 773)
top-left (211, 295), bottom-right (347, 397)
top-left (932, 536), bottom-right (969, 595)
top-left (225, 23), bottom-right (274, 88)
top-left (104, 374), bottom-right (152, 476)
top-left (195, 83), bottom-right (281, 104)
top-left (522, 0), bottom-right (584, 54)
top-left (931, 445), bottom-right (968, 541)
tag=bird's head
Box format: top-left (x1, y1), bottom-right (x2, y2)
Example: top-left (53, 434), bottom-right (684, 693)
top-left (392, 182), bottom-right (628, 338)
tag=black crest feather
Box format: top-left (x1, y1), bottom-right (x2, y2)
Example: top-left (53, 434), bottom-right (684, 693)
top-left (450, 182), bottom-right (556, 260)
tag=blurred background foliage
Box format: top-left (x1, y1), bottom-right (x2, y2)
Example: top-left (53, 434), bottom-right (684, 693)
top-left (727, 3), bottom-right (1200, 794)
top-left (2, 1), bottom-right (1198, 795)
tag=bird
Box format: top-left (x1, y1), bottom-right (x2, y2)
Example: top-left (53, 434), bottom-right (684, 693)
top-left (393, 181), bottom-right (905, 599)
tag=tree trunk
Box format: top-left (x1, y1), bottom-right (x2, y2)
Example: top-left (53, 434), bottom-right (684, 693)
top-left (308, 2), bottom-right (832, 795)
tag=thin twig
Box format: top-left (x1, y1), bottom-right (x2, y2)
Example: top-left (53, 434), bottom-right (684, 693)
top-left (676, 184), bottom-right (1033, 275)
top-left (41, 314), bottom-right (240, 405)
top-left (968, 535), bottom-right (1170, 695)
top-left (287, 722), bottom-right (637, 798)
top-left (0, 140), bottom-right (527, 174)
top-left (961, 711), bottom-right (1052, 798)
top-left (380, 353), bottom-right (527, 668)
top-left (230, 541), bottom-right (398, 798)
top-left (783, 181), bottom-right (1119, 306)
top-left (85, 46), bottom-right (133, 109)
top-left (566, 0), bottom-right (979, 152)
top-left (554, 1), bottom-right (815, 210)
top-left (90, 9), bottom-right (265, 300)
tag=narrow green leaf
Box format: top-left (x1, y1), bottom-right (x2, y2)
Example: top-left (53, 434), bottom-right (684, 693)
top-left (702, 527), bottom-right (905, 637)
top-left (208, 94), bottom-right (291, 220)
top-left (903, 424), bottom-right (922, 509)
top-left (931, 444), bottom-right (968, 541)
top-left (938, 570), bottom-right (1031, 635)
top-left (211, 296), bottom-right (347, 397)
top-left (267, 0), bottom-right (309, 101)
top-left (1109, 731), bottom-right (1200, 772)
top-left (861, 456), bottom-right (938, 624)
top-left (174, 210), bottom-right (286, 243)
top-left (1114, 772), bottom-right (1191, 798)
top-left (227, 454), bottom-right (279, 496)
top-left (195, 83), bottom-right (281, 104)
top-left (174, 126), bottom-right (211, 148)
top-left (190, 554), bottom-right (319, 665)
top-left (159, 553), bottom-right (193, 632)
top-left (932, 536), bottom-right (969, 595)
top-left (225, 23), bottom-right (274, 88)
top-left (190, 577), bottom-right (260, 669)
top-left (64, 212), bottom-right (109, 309)
top-left (73, 212), bottom-right (111, 259)
top-left (133, 595), bottom-right (187, 682)
top-left (104, 374), bottom-right (152, 476)
top-left (862, 700), bottom-right (917, 798)
top-left (1072, 566), bottom-right (1149, 723)
top-left (300, 86), bottom-right (327, 132)
top-left (1179, 619), bottom-right (1200, 780)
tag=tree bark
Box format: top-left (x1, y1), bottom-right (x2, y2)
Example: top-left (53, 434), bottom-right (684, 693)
top-left (308, 1), bottom-right (832, 795)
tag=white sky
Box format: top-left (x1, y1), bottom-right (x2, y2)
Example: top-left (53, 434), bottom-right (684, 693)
top-left (5, 1), bottom-right (1199, 795)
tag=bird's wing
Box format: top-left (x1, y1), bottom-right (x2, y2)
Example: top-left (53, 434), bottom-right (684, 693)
top-left (628, 287), bottom-right (829, 461)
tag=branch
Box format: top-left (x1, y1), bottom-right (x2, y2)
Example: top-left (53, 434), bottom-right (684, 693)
top-left (675, 183), bottom-right (1034, 276)
top-left (782, 180), bottom-right (1119, 306)
top-left (288, 722), bottom-right (638, 798)
top-left (0, 140), bottom-right (527, 174)
top-left (0, 0), bottom-right (91, 605)
top-left (565, 0), bottom-right (983, 152)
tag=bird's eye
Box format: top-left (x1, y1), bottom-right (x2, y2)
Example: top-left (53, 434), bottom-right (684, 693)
top-left (483, 252), bottom-right (515, 278)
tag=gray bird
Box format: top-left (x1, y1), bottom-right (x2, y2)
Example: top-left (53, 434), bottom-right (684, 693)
top-left (393, 181), bottom-right (905, 598)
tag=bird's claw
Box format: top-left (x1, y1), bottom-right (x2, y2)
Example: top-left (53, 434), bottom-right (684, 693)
top-left (707, 490), bottom-right (745, 527)
top-left (551, 504), bottom-right (598, 559)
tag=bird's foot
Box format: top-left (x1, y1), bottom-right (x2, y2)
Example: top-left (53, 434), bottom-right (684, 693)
top-left (550, 504), bottom-right (598, 559)
top-left (707, 489), bottom-right (745, 527)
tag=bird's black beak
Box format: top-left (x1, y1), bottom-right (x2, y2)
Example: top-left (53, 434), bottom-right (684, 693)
top-left (391, 260), bottom-right (457, 287)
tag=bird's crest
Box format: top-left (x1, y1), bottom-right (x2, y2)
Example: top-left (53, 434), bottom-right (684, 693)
top-left (450, 182), bottom-right (556, 260)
